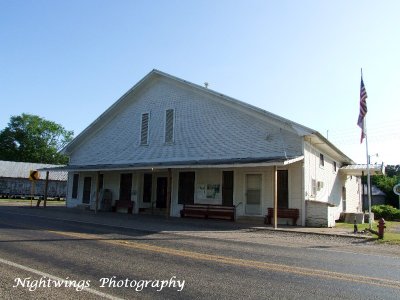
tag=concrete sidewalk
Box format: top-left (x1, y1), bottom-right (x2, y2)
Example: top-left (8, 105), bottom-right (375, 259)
top-left (0, 201), bottom-right (371, 239)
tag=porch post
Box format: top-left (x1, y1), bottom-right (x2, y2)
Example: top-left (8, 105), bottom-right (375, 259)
top-left (95, 171), bottom-right (100, 214)
top-left (274, 165), bottom-right (278, 229)
top-left (43, 171), bottom-right (49, 208)
top-left (37, 171), bottom-right (49, 208)
top-left (166, 168), bottom-right (172, 219)
top-left (361, 171), bottom-right (365, 211)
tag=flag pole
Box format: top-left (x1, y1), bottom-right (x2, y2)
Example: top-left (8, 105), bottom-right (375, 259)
top-left (364, 118), bottom-right (372, 229)
top-left (360, 68), bottom-right (372, 229)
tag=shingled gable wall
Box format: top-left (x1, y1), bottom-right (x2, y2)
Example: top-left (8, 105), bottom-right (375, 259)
top-left (68, 76), bottom-right (303, 166)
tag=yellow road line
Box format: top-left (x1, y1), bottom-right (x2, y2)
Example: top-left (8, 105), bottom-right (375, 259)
top-left (47, 230), bottom-right (400, 290)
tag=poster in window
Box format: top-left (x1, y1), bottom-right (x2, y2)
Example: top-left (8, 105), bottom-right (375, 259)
top-left (196, 184), bottom-right (206, 200)
top-left (206, 184), bottom-right (220, 199)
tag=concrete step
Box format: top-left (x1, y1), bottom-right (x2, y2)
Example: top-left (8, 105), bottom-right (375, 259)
top-left (236, 216), bottom-right (264, 224)
top-left (139, 208), bottom-right (167, 215)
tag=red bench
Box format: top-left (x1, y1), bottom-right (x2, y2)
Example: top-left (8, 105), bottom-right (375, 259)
top-left (264, 208), bottom-right (299, 225)
top-left (180, 204), bottom-right (235, 221)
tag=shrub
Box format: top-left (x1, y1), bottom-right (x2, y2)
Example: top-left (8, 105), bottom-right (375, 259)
top-left (371, 205), bottom-right (400, 220)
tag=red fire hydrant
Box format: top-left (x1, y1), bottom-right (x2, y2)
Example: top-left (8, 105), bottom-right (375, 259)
top-left (377, 218), bottom-right (386, 239)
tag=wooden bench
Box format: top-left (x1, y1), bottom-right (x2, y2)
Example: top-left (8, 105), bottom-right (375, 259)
top-left (264, 207), bottom-right (299, 225)
top-left (180, 204), bottom-right (235, 221)
top-left (114, 200), bottom-right (134, 214)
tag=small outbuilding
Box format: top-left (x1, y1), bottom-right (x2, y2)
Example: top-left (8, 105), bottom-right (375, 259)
top-left (0, 160), bottom-right (67, 199)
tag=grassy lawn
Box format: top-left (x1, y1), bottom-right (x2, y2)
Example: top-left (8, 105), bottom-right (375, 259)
top-left (336, 221), bottom-right (400, 244)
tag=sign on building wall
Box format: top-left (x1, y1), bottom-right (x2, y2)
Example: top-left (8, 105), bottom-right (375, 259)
top-left (196, 184), bottom-right (221, 200)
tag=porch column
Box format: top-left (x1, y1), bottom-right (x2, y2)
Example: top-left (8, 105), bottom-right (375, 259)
top-left (273, 166), bottom-right (278, 229)
top-left (95, 171), bottom-right (100, 214)
top-left (166, 168), bottom-right (172, 219)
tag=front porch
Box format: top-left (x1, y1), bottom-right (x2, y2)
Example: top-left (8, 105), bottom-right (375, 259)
top-left (57, 158), bottom-right (305, 226)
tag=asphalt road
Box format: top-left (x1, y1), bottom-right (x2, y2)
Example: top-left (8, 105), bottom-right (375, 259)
top-left (0, 206), bottom-right (399, 299)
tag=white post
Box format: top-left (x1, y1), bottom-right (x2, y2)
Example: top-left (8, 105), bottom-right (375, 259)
top-left (273, 166), bottom-right (278, 229)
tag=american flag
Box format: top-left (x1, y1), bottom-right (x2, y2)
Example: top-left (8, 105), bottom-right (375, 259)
top-left (357, 76), bottom-right (368, 143)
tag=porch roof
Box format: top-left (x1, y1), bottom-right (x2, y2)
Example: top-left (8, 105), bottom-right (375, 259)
top-left (39, 156), bottom-right (304, 172)
top-left (340, 163), bottom-right (385, 176)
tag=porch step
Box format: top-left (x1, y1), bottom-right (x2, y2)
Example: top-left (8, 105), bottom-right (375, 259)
top-left (236, 216), bottom-right (264, 224)
top-left (139, 208), bottom-right (167, 216)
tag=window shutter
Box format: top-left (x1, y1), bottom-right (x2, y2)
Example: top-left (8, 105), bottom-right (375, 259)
top-left (165, 109), bottom-right (174, 143)
top-left (140, 113), bottom-right (149, 145)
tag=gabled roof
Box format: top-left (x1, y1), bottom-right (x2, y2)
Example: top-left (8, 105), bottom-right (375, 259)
top-left (62, 69), bottom-right (353, 164)
top-left (0, 160), bottom-right (67, 181)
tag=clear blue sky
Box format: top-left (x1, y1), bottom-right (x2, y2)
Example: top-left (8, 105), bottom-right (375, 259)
top-left (1, 1), bottom-right (399, 165)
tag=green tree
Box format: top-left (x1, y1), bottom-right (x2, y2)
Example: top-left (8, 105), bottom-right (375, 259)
top-left (369, 165), bottom-right (400, 208)
top-left (385, 165), bottom-right (400, 177)
top-left (0, 114), bottom-right (73, 164)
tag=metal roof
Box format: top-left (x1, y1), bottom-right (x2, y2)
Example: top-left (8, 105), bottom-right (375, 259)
top-left (0, 160), bottom-right (68, 181)
top-left (340, 163), bottom-right (385, 176)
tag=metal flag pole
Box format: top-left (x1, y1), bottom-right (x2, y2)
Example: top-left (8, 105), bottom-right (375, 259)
top-left (360, 68), bottom-right (372, 230)
top-left (364, 118), bottom-right (372, 230)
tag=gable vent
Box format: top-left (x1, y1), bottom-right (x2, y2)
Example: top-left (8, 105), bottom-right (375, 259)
top-left (140, 113), bottom-right (149, 145)
top-left (165, 109), bottom-right (174, 143)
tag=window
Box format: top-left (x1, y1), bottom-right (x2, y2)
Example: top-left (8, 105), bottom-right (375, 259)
top-left (245, 174), bottom-right (262, 215)
top-left (140, 113), bottom-right (149, 145)
top-left (311, 178), bottom-right (317, 197)
top-left (165, 109), bottom-right (174, 143)
top-left (72, 174), bottom-right (79, 199)
top-left (333, 161), bottom-right (337, 172)
top-left (319, 154), bottom-right (324, 167)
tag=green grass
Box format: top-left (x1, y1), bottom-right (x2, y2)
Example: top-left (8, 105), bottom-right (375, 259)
top-left (336, 221), bottom-right (400, 244)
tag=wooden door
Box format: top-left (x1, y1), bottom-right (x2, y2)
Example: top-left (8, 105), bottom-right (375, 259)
top-left (277, 170), bottom-right (288, 209)
top-left (178, 172), bottom-right (195, 204)
top-left (156, 177), bottom-right (167, 208)
top-left (119, 173), bottom-right (132, 201)
top-left (82, 177), bottom-right (91, 204)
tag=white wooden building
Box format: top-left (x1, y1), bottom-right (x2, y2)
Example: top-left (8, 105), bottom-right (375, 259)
top-left (61, 70), bottom-right (372, 226)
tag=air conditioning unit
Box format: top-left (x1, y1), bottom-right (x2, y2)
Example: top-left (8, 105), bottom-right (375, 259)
top-left (317, 181), bottom-right (324, 190)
